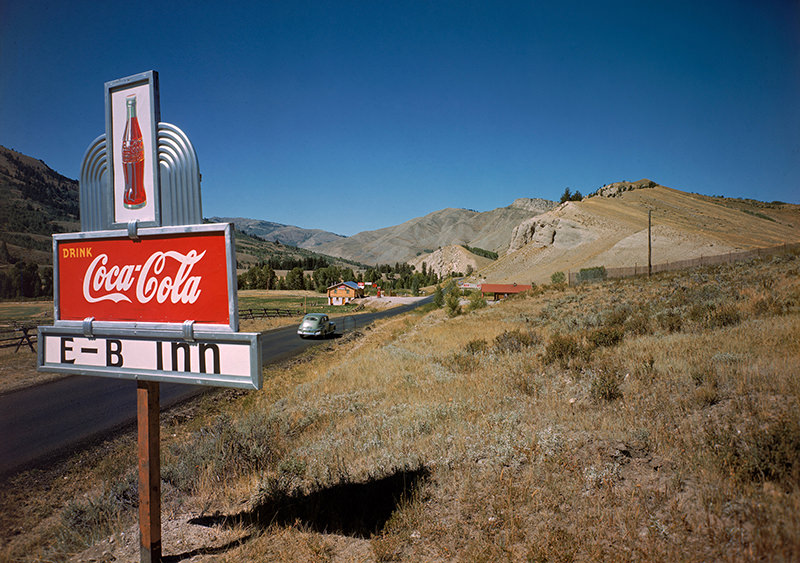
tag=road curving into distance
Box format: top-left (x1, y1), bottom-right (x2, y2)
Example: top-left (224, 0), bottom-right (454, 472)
top-left (0, 296), bottom-right (432, 478)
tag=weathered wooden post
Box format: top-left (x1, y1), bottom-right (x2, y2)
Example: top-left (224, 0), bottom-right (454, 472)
top-left (138, 381), bottom-right (161, 563)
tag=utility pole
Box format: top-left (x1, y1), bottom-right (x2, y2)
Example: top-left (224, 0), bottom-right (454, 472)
top-left (648, 210), bottom-right (652, 277)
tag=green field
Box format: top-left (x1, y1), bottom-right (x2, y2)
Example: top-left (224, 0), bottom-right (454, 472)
top-left (236, 290), bottom-right (363, 316)
top-left (0, 301), bottom-right (53, 323)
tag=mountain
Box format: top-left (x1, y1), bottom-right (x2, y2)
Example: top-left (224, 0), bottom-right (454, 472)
top-left (208, 216), bottom-right (346, 248)
top-left (304, 198), bottom-right (557, 265)
top-left (0, 145), bottom-right (80, 265)
top-left (0, 147), bottom-right (354, 273)
top-left (232, 228), bottom-right (365, 271)
top-left (477, 180), bottom-right (800, 285)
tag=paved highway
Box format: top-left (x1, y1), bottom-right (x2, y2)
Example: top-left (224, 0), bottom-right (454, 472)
top-left (0, 297), bottom-right (431, 478)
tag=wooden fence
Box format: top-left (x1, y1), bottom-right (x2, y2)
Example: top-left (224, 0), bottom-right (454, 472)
top-left (238, 308), bottom-right (301, 320)
top-left (0, 323), bottom-right (40, 353)
top-left (569, 241), bottom-right (800, 285)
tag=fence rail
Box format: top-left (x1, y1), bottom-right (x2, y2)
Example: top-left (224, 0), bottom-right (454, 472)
top-left (238, 307), bottom-right (301, 320)
top-left (0, 323), bottom-right (41, 353)
top-left (569, 241), bottom-right (800, 285)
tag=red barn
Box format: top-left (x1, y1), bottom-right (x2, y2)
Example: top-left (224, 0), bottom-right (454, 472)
top-left (480, 283), bottom-right (532, 301)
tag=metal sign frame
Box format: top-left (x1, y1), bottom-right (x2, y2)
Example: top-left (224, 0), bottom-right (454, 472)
top-left (104, 71), bottom-right (162, 229)
top-left (38, 326), bottom-right (262, 390)
top-left (52, 222), bottom-right (239, 333)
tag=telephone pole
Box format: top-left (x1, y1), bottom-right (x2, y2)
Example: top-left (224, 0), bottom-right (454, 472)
top-left (648, 210), bottom-right (652, 277)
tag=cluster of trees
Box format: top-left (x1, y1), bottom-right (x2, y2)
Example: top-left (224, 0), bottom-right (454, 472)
top-left (238, 260), bottom-right (447, 295)
top-left (461, 245), bottom-right (498, 260)
top-left (367, 262), bottom-right (440, 294)
top-left (560, 187), bottom-right (584, 203)
top-left (238, 263), bottom-right (359, 292)
top-left (0, 261), bottom-right (52, 299)
top-left (262, 255), bottom-right (330, 271)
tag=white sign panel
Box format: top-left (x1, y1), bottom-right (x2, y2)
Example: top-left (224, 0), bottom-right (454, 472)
top-left (111, 82), bottom-right (156, 224)
top-left (39, 330), bottom-right (261, 389)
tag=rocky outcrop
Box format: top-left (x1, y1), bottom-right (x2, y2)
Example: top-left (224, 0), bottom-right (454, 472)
top-left (592, 179), bottom-right (657, 198)
top-left (510, 198), bottom-right (558, 214)
top-left (507, 211), bottom-right (596, 254)
top-left (408, 245), bottom-right (494, 278)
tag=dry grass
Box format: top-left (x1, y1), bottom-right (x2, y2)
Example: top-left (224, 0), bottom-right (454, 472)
top-left (2, 253), bottom-right (800, 562)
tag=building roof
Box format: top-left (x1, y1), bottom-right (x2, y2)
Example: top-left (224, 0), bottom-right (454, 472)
top-left (327, 281), bottom-right (363, 291)
top-left (480, 283), bottom-right (532, 294)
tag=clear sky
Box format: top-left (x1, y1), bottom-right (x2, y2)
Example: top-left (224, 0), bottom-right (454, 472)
top-left (2, 1), bottom-right (798, 236)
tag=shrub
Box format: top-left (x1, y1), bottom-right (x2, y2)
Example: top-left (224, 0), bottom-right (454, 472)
top-left (493, 329), bottom-right (538, 354)
top-left (444, 290), bottom-right (462, 317)
top-left (708, 303), bottom-right (741, 329)
top-left (624, 312), bottom-right (651, 335)
top-left (162, 411), bottom-right (278, 493)
top-left (56, 475), bottom-right (136, 551)
top-left (543, 333), bottom-right (582, 367)
top-left (550, 271), bottom-right (566, 285)
top-left (706, 405), bottom-right (800, 486)
top-left (590, 370), bottom-right (623, 402)
top-left (444, 352), bottom-right (479, 373)
top-left (603, 306), bottom-right (630, 327)
top-left (657, 309), bottom-right (683, 333)
top-left (688, 303), bottom-right (713, 323)
top-left (587, 326), bottom-right (624, 348)
top-left (465, 291), bottom-right (487, 312)
top-left (463, 338), bottom-right (489, 355)
top-left (576, 266), bottom-right (607, 284)
top-left (510, 372), bottom-right (540, 397)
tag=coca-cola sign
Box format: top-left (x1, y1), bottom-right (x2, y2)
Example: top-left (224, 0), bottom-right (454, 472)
top-left (55, 225), bottom-right (235, 326)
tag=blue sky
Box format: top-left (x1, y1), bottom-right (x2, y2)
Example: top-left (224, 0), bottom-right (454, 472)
top-left (1, 1), bottom-right (798, 236)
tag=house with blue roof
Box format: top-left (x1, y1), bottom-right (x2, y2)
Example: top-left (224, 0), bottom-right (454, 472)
top-left (327, 281), bottom-right (365, 305)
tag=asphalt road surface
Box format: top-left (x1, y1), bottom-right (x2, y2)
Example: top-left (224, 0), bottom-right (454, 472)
top-left (0, 297), bottom-right (431, 478)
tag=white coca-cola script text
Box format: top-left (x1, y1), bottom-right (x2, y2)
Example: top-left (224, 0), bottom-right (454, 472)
top-left (82, 250), bottom-right (207, 304)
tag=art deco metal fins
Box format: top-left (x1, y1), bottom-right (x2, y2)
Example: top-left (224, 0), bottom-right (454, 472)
top-left (158, 122), bottom-right (202, 226)
top-left (79, 134), bottom-right (108, 232)
top-left (78, 123), bottom-right (201, 230)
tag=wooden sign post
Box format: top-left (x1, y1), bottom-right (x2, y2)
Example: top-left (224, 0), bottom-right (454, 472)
top-left (138, 381), bottom-right (161, 563)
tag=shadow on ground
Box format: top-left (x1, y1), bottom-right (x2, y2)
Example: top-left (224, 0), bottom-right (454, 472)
top-left (189, 466), bottom-right (429, 539)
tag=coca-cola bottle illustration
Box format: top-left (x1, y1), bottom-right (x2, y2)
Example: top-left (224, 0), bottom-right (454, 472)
top-left (122, 95), bottom-right (146, 209)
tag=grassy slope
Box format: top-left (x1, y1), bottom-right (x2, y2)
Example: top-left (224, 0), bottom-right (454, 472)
top-left (2, 252), bottom-right (800, 562)
top-left (479, 186), bottom-right (800, 285)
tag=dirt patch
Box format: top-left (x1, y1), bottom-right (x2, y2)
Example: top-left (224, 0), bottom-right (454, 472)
top-left (360, 296), bottom-right (428, 310)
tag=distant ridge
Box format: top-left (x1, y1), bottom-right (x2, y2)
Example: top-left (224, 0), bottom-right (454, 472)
top-left (304, 199), bottom-right (557, 265)
top-left (209, 216), bottom-right (346, 248)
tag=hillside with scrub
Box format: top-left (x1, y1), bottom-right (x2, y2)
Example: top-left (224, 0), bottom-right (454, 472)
top-left (2, 250), bottom-right (800, 561)
top-left (478, 181), bottom-right (800, 285)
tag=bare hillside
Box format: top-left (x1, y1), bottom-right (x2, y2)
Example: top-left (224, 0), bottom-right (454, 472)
top-left (478, 183), bottom-right (800, 284)
top-left (308, 199), bottom-right (556, 265)
top-left (407, 245), bottom-right (494, 278)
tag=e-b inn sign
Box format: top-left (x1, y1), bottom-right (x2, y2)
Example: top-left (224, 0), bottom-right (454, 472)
top-left (54, 223), bottom-right (237, 329)
top-left (38, 328), bottom-right (261, 389)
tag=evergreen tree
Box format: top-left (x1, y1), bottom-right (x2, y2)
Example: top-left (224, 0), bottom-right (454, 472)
top-left (433, 284), bottom-right (444, 308)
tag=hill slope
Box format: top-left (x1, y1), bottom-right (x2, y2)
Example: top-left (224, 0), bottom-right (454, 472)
top-left (306, 198), bottom-right (556, 265)
top-left (0, 145), bottom-right (80, 265)
top-left (478, 181), bottom-right (800, 284)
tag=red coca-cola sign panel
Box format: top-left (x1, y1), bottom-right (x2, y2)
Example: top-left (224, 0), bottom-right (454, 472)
top-left (56, 228), bottom-right (233, 326)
